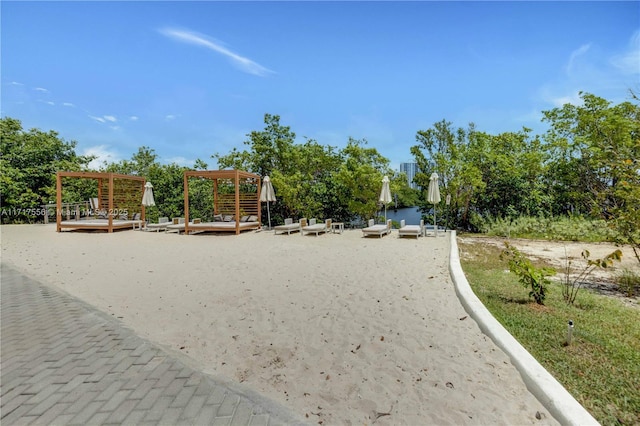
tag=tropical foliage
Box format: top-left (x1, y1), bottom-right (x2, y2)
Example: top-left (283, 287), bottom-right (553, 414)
top-left (2, 92), bottom-right (638, 256)
top-left (215, 113), bottom-right (407, 224)
top-left (410, 92), bottom-right (639, 265)
top-left (1, 117), bottom-right (94, 223)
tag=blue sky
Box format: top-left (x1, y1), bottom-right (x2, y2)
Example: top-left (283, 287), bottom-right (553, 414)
top-left (2, 1), bottom-right (639, 171)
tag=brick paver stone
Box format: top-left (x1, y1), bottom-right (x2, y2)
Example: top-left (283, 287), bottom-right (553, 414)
top-left (1, 263), bottom-right (306, 425)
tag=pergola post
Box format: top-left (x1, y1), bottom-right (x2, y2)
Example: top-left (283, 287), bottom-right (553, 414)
top-left (56, 173), bottom-right (62, 232)
top-left (184, 172), bottom-right (190, 235)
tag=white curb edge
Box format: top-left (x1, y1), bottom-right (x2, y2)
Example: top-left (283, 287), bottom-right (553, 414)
top-left (448, 230), bottom-right (600, 426)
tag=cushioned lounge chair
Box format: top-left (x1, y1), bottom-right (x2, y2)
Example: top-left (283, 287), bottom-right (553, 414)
top-left (145, 216), bottom-right (170, 232)
top-left (301, 218), bottom-right (330, 236)
top-left (274, 218), bottom-right (303, 235)
top-left (398, 219), bottom-right (424, 239)
top-left (362, 219), bottom-right (392, 238)
top-left (166, 217), bottom-right (186, 234)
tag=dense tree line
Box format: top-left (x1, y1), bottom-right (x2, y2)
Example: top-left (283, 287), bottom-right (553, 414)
top-left (410, 92), bottom-right (639, 261)
top-left (1, 92), bottom-right (638, 260)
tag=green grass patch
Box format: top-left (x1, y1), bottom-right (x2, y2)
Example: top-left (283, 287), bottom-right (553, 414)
top-left (458, 240), bottom-right (640, 425)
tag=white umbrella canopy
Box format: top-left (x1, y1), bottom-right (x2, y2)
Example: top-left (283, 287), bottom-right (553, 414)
top-left (379, 175), bottom-right (392, 222)
top-left (142, 182), bottom-right (155, 207)
top-left (427, 173), bottom-right (441, 236)
top-left (260, 176), bottom-right (276, 229)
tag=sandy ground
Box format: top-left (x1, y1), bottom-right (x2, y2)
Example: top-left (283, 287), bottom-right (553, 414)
top-left (1, 224), bottom-right (559, 425)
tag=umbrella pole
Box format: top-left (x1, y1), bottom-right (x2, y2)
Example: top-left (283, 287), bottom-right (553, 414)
top-left (267, 200), bottom-right (271, 229)
top-left (434, 207), bottom-right (437, 237)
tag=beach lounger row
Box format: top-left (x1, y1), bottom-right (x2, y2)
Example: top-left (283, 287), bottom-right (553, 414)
top-left (162, 216), bottom-right (260, 235)
top-left (273, 218), bottom-right (334, 236)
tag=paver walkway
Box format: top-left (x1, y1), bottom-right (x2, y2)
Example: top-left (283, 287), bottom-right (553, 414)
top-left (1, 263), bottom-right (306, 425)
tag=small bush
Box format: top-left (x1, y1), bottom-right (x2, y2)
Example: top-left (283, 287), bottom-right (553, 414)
top-left (500, 242), bottom-right (555, 305)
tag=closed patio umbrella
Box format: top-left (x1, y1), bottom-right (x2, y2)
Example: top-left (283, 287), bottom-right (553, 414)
top-left (142, 182), bottom-right (155, 207)
top-left (427, 173), bottom-right (441, 236)
top-left (379, 175), bottom-right (392, 222)
top-left (260, 176), bottom-right (276, 229)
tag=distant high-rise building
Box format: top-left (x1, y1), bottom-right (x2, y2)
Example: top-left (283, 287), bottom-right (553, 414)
top-left (400, 162), bottom-right (419, 189)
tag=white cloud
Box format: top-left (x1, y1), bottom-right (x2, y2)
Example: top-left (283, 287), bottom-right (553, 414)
top-left (538, 87), bottom-right (583, 108)
top-left (165, 114), bottom-right (177, 121)
top-left (565, 44), bottom-right (591, 75)
top-left (33, 87), bottom-right (49, 93)
top-left (63, 102), bottom-right (75, 107)
top-left (163, 156), bottom-right (194, 166)
top-left (82, 145), bottom-right (122, 169)
top-left (10, 81), bottom-right (23, 86)
top-left (536, 31), bottom-right (638, 111)
top-left (89, 115), bottom-right (118, 124)
top-left (159, 27), bottom-right (274, 77)
top-left (129, 116), bottom-right (139, 121)
top-left (611, 30), bottom-right (640, 75)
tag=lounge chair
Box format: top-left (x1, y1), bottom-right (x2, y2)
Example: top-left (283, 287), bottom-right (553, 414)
top-left (362, 219), bottom-right (392, 238)
top-left (145, 216), bottom-right (170, 232)
top-left (166, 217), bottom-right (186, 234)
top-left (398, 219), bottom-right (424, 239)
top-left (301, 218), bottom-right (330, 236)
top-left (274, 218), bottom-right (303, 235)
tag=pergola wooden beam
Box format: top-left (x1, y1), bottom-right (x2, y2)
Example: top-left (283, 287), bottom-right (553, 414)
top-left (56, 171), bottom-right (146, 233)
top-left (183, 169), bottom-right (261, 235)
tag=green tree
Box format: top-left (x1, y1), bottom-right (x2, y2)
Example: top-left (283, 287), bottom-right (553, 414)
top-left (215, 113), bottom-right (297, 177)
top-left (104, 146), bottom-right (212, 222)
top-left (411, 120), bottom-right (485, 230)
top-left (412, 120), bottom-right (549, 231)
top-left (472, 129), bottom-right (548, 219)
top-left (334, 138), bottom-right (392, 222)
top-left (0, 117), bottom-right (94, 223)
top-left (542, 92), bottom-right (640, 264)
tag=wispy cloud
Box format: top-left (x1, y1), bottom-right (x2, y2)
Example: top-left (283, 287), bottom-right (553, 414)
top-left (565, 44), bottom-right (591, 76)
top-left (129, 116), bottom-right (139, 121)
top-left (159, 27), bottom-right (274, 77)
top-left (163, 155), bottom-right (195, 167)
top-left (63, 102), bottom-right (75, 107)
top-left (82, 145), bottom-right (122, 169)
top-left (165, 114), bottom-right (177, 121)
top-left (89, 115), bottom-right (117, 124)
top-left (538, 30), bottom-right (638, 109)
top-left (33, 87), bottom-right (49, 93)
top-left (611, 30), bottom-right (640, 75)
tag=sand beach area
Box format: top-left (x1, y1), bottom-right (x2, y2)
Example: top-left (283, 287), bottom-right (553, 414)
top-left (1, 224), bottom-right (559, 425)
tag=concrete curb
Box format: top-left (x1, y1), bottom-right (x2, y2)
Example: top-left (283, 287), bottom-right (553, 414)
top-left (448, 230), bottom-right (600, 426)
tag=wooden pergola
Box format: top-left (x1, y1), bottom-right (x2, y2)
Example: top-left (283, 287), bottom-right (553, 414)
top-left (183, 170), bottom-right (261, 235)
top-left (56, 171), bottom-right (146, 233)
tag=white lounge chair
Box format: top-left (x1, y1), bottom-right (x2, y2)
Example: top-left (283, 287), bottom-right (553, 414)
top-left (145, 216), bottom-right (170, 232)
top-left (274, 218), bottom-right (303, 235)
top-left (166, 217), bottom-right (186, 234)
top-left (301, 218), bottom-right (330, 236)
top-left (398, 219), bottom-right (424, 239)
top-left (362, 219), bottom-right (392, 238)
